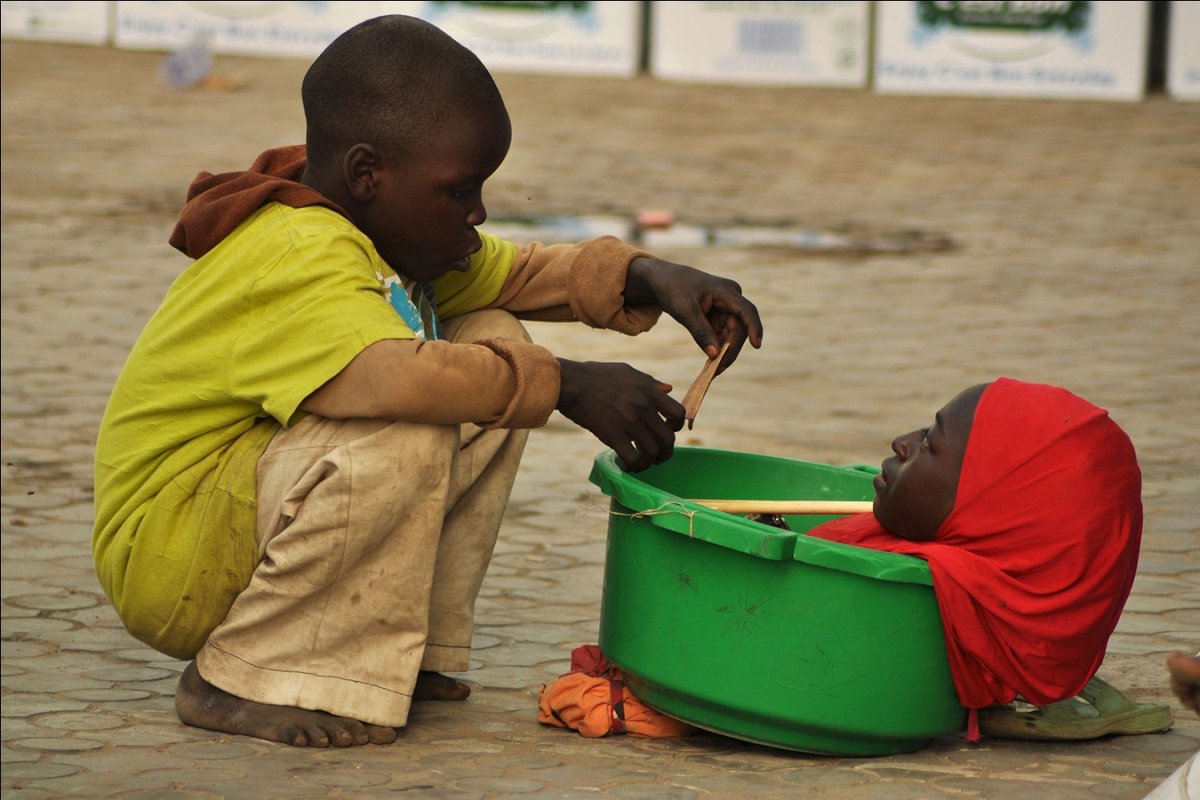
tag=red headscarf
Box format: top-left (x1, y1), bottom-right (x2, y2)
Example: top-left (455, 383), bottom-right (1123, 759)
top-left (811, 378), bottom-right (1143, 712)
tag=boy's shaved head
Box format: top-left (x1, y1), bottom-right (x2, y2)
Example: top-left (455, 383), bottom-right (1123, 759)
top-left (302, 15), bottom-right (504, 168)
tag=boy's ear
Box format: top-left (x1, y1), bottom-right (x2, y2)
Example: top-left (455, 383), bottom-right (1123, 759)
top-left (343, 143), bottom-right (381, 203)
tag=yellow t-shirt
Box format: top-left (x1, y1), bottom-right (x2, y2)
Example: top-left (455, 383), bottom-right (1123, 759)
top-left (93, 203), bottom-right (512, 659)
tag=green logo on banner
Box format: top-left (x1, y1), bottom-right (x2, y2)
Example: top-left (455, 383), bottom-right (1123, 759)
top-left (916, 1), bottom-right (1091, 34)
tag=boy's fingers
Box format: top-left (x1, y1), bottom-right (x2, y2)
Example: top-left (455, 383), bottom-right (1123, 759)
top-left (730, 298), bottom-right (764, 348)
top-left (692, 330), bottom-right (720, 359)
top-left (713, 296), bottom-right (763, 352)
top-left (613, 439), bottom-right (642, 471)
top-left (692, 314), bottom-right (736, 358)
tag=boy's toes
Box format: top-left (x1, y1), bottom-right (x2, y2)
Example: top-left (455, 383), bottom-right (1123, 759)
top-left (366, 724), bottom-right (399, 744)
top-left (322, 717), bottom-right (371, 747)
top-left (276, 724), bottom-right (313, 747)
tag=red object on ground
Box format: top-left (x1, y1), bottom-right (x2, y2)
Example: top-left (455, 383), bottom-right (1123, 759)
top-left (537, 645), bottom-right (699, 738)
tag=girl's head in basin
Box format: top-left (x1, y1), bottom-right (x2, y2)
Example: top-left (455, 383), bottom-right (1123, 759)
top-left (871, 383), bottom-right (986, 541)
top-left (813, 377), bottom-right (1144, 711)
top-left (869, 378), bottom-right (1142, 546)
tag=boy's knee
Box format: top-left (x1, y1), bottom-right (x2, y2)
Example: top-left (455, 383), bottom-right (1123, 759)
top-left (445, 309), bottom-right (530, 345)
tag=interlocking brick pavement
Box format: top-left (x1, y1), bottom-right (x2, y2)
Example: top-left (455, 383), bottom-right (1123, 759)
top-left (3, 39), bottom-right (1198, 799)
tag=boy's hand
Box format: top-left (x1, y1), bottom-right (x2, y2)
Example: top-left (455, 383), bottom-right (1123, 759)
top-left (625, 257), bottom-right (764, 374)
top-left (556, 359), bottom-right (685, 472)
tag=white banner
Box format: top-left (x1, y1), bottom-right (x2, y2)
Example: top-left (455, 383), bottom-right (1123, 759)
top-left (874, 1), bottom-right (1150, 101)
top-left (1168, 0), bottom-right (1200, 100)
top-left (649, 1), bottom-right (869, 87)
top-left (381, 0), bottom-right (642, 78)
top-left (113, 1), bottom-right (378, 58)
top-left (1, 0), bottom-right (110, 44)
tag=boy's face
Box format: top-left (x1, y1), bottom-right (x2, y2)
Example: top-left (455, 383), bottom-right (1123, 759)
top-left (871, 383), bottom-right (987, 541)
top-left (360, 105), bottom-right (512, 282)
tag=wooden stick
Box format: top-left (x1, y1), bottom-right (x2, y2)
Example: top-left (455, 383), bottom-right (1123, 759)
top-left (682, 341), bottom-right (730, 430)
top-left (689, 499), bottom-right (873, 515)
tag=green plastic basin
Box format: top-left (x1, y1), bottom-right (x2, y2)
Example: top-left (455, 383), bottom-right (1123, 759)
top-left (589, 446), bottom-right (966, 756)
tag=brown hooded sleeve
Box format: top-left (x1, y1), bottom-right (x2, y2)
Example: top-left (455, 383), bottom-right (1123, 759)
top-left (489, 236), bottom-right (664, 334)
top-left (302, 235), bottom-right (667, 431)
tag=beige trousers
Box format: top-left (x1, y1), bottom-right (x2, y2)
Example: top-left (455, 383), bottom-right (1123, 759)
top-left (195, 310), bottom-right (531, 727)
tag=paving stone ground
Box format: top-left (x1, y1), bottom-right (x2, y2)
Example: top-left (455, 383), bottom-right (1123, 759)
top-left (2, 39), bottom-right (1198, 799)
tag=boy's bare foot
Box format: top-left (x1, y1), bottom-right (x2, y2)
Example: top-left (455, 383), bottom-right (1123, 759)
top-left (175, 662), bottom-right (398, 747)
top-left (414, 670), bottom-right (471, 700)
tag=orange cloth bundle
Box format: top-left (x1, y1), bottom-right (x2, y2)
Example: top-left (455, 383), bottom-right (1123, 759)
top-left (537, 645), bottom-right (698, 738)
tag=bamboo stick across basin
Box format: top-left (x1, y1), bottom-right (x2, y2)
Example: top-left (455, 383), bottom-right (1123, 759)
top-left (690, 499), bottom-right (874, 515)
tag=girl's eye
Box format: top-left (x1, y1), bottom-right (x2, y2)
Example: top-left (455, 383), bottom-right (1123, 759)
top-left (920, 428), bottom-right (931, 450)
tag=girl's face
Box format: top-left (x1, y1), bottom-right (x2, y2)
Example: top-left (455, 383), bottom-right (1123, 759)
top-left (871, 383), bottom-right (987, 541)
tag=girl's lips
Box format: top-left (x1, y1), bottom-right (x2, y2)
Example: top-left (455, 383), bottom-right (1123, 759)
top-left (874, 457), bottom-right (897, 495)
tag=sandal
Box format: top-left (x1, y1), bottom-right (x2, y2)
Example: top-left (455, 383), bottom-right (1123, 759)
top-left (978, 676), bottom-right (1174, 741)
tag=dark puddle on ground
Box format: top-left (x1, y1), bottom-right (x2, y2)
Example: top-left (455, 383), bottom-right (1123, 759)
top-left (484, 214), bottom-right (955, 255)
